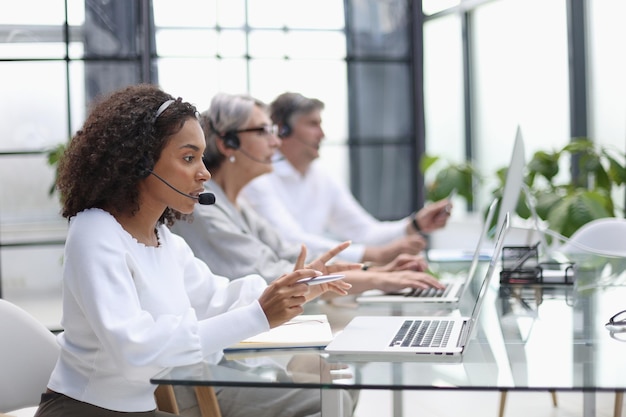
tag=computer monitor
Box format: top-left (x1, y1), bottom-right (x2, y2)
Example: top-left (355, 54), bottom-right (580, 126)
top-left (497, 126), bottom-right (549, 257)
top-left (497, 126), bottom-right (525, 233)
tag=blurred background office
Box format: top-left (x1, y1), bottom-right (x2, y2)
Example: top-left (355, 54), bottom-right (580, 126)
top-left (1, 0), bottom-right (625, 321)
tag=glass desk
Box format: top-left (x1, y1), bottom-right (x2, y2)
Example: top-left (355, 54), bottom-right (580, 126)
top-left (152, 256), bottom-right (626, 417)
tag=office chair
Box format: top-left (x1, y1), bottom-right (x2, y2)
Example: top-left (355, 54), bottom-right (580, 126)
top-left (0, 298), bottom-right (221, 417)
top-left (155, 385), bottom-right (222, 417)
top-left (0, 299), bottom-right (59, 416)
top-left (498, 390), bottom-right (557, 417)
top-left (559, 217), bottom-right (626, 258)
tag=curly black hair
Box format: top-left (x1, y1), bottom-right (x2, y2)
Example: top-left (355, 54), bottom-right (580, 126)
top-left (57, 83), bottom-right (198, 225)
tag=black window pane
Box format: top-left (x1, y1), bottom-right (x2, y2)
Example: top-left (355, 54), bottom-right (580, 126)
top-left (349, 62), bottom-right (412, 142)
top-left (347, 0), bottom-right (410, 58)
top-left (351, 144), bottom-right (413, 219)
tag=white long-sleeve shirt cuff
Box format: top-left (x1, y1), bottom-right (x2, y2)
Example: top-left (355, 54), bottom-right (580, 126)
top-left (197, 300), bottom-right (269, 360)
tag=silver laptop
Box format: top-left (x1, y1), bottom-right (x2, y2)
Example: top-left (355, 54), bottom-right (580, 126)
top-left (325, 213), bottom-right (510, 361)
top-left (355, 198), bottom-right (498, 305)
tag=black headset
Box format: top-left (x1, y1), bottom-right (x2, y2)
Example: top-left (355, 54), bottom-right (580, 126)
top-left (278, 123), bottom-right (292, 139)
top-left (208, 118), bottom-right (241, 150)
top-left (222, 131), bottom-right (241, 150)
top-left (275, 93), bottom-right (310, 139)
top-left (137, 155), bottom-right (153, 179)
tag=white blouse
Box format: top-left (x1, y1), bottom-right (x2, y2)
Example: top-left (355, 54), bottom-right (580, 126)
top-left (47, 208), bottom-right (269, 412)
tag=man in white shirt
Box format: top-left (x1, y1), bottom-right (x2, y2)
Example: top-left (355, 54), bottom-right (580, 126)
top-left (242, 92), bottom-right (452, 265)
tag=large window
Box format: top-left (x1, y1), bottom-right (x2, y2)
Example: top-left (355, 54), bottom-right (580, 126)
top-left (471, 0), bottom-right (570, 204)
top-left (423, 14), bottom-right (464, 172)
top-left (0, 0), bottom-right (347, 300)
top-left (421, 0), bottom-right (612, 213)
top-left (588, 0), bottom-right (626, 150)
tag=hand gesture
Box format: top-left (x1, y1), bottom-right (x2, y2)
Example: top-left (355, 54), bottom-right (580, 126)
top-left (298, 244), bottom-right (353, 303)
top-left (305, 240), bottom-right (362, 276)
top-left (258, 245), bottom-right (351, 329)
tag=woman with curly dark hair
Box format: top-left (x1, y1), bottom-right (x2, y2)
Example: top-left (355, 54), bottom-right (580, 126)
top-left (34, 84), bottom-right (351, 417)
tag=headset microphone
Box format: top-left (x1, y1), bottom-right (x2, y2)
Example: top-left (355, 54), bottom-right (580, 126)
top-left (197, 193), bottom-right (217, 205)
top-left (148, 170), bottom-right (216, 205)
top-left (237, 148), bottom-right (285, 165)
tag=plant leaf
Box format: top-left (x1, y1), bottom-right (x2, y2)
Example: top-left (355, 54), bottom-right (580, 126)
top-left (605, 153), bottom-right (626, 186)
top-left (420, 154), bottom-right (440, 174)
top-left (547, 191), bottom-right (612, 237)
top-left (534, 192), bottom-right (562, 220)
top-left (527, 150), bottom-right (559, 182)
top-left (591, 163), bottom-right (611, 191)
top-left (427, 167), bottom-right (462, 202)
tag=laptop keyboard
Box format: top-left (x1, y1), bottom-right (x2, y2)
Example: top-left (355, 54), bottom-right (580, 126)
top-left (389, 319), bottom-right (454, 348)
top-left (404, 283), bottom-right (459, 298)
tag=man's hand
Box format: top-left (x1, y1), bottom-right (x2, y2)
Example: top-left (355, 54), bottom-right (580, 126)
top-left (412, 198), bottom-right (452, 234)
top-left (362, 234), bottom-right (426, 265)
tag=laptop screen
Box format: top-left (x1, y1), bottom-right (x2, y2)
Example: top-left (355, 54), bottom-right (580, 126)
top-left (461, 198), bottom-right (499, 294)
top-left (459, 212), bottom-right (510, 323)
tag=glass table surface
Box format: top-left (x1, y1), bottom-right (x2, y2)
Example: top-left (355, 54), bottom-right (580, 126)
top-left (151, 255), bottom-right (626, 415)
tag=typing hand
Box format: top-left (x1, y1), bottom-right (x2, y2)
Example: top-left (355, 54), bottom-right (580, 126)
top-left (373, 253), bottom-right (429, 273)
top-left (372, 270), bottom-right (445, 294)
top-left (364, 235), bottom-right (426, 265)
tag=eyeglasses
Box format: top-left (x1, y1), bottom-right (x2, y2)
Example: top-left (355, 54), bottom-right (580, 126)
top-left (605, 309), bottom-right (626, 332)
top-left (235, 124), bottom-right (279, 137)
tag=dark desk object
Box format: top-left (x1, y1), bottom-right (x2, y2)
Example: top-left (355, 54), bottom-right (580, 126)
top-left (152, 257), bottom-right (626, 417)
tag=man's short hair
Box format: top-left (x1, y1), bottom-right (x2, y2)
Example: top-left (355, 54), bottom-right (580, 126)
top-left (270, 92), bottom-right (324, 135)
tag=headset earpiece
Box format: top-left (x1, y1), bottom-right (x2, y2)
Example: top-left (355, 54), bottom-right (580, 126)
top-left (222, 132), bottom-right (241, 150)
top-left (278, 123), bottom-right (292, 139)
top-left (137, 155), bottom-right (152, 178)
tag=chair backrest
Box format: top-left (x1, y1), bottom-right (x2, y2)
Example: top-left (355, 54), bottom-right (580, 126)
top-left (560, 217), bottom-right (626, 257)
top-left (0, 299), bottom-right (60, 413)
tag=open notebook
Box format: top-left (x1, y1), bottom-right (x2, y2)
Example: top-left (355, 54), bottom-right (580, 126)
top-left (356, 198), bottom-right (498, 306)
top-left (325, 213), bottom-right (510, 361)
top-left (225, 314), bottom-right (333, 351)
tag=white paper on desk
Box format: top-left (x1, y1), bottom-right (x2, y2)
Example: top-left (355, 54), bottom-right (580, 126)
top-left (427, 248), bottom-right (493, 262)
top-left (226, 314), bottom-right (333, 350)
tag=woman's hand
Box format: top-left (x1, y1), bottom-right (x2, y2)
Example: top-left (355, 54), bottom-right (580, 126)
top-left (258, 267), bottom-right (322, 328)
top-left (298, 244), bottom-right (353, 302)
top-left (371, 253), bottom-right (429, 273)
top-left (259, 245), bottom-right (351, 328)
top-left (305, 240), bottom-right (362, 275)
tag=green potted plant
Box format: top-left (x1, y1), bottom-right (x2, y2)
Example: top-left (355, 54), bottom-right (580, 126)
top-left (422, 138), bottom-right (626, 238)
top-left (496, 138), bottom-right (625, 237)
top-left (420, 154), bottom-right (479, 206)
